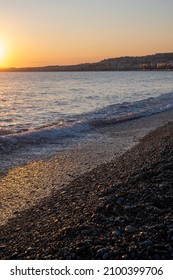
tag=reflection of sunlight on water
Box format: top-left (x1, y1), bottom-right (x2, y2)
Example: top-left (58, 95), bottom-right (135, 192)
top-left (0, 71), bottom-right (173, 134)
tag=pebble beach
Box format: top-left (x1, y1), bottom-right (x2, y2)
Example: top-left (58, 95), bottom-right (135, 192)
top-left (0, 110), bottom-right (173, 260)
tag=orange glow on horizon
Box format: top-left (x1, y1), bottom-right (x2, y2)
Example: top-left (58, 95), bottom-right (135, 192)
top-left (1, 0), bottom-right (172, 68)
top-left (0, 42), bottom-right (6, 67)
top-left (1, 46), bottom-right (173, 69)
top-left (1, 27), bottom-right (172, 68)
top-left (0, 38), bottom-right (13, 68)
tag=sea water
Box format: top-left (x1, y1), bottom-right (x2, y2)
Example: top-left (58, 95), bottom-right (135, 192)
top-left (0, 71), bottom-right (173, 150)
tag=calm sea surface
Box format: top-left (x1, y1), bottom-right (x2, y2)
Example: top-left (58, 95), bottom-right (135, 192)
top-left (0, 71), bottom-right (173, 146)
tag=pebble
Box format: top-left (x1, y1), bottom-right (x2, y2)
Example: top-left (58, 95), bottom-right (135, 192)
top-left (125, 225), bottom-right (138, 233)
top-left (121, 255), bottom-right (129, 260)
top-left (112, 230), bottom-right (122, 237)
top-left (10, 252), bottom-right (19, 259)
top-left (168, 228), bottom-right (173, 234)
top-left (140, 240), bottom-right (153, 247)
top-left (95, 245), bottom-right (104, 251)
top-left (0, 245), bottom-right (6, 250)
top-left (154, 249), bottom-right (168, 254)
top-left (114, 217), bottom-right (124, 225)
top-left (116, 197), bottom-right (124, 205)
top-left (83, 239), bottom-right (93, 245)
top-left (155, 223), bottom-right (165, 229)
top-left (1, 121), bottom-right (173, 260)
top-left (124, 205), bottom-right (132, 210)
top-left (24, 247), bottom-right (33, 254)
top-left (152, 207), bottom-right (163, 214)
top-left (147, 246), bottom-right (154, 254)
top-left (168, 224), bottom-right (173, 229)
top-left (97, 248), bottom-right (109, 257)
top-left (169, 248), bottom-right (173, 257)
top-left (102, 252), bottom-right (112, 260)
top-left (81, 230), bottom-right (90, 236)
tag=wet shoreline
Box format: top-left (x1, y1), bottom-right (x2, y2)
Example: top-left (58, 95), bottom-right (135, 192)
top-left (0, 112), bottom-right (173, 259)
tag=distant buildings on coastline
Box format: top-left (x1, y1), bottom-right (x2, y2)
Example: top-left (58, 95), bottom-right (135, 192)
top-left (1, 52), bottom-right (173, 72)
top-left (96, 53), bottom-right (173, 71)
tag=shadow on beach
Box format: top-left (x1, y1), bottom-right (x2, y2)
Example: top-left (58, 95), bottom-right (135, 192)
top-left (0, 120), bottom-right (173, 260)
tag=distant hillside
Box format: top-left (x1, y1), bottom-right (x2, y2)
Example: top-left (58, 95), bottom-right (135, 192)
top-left (1, 53), bottom-right (173, 72)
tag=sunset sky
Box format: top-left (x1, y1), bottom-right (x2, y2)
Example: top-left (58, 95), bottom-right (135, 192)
top-left (0, 0), bottom-right (173, 68)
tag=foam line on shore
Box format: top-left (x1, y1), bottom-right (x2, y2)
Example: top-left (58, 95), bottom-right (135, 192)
top-left (1, 109), bottom-right (173, 226)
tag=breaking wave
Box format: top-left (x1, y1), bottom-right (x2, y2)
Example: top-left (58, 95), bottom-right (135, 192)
top-left (1, 91), bottom-right (173, 149)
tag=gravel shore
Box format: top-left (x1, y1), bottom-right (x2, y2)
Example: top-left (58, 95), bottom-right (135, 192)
top-left (1, 109), bottom-right (173, 227)
top-left (0, 119), bottom-right (173, 260)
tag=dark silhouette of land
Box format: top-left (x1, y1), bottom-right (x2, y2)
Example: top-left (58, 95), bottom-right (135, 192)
top-left (1, 52), bottom-right (173, 72)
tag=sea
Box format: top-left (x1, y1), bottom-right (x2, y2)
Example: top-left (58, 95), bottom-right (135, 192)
top-left (0, 71), bottom-right (173, 154)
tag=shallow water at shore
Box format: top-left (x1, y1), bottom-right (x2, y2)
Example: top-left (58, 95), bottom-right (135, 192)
top-left (1, 108), bottom-right (173, 175)
top-left (0, 71), bottom-right (173, 151)
top-left (1, 109), bottom-right (173, 226)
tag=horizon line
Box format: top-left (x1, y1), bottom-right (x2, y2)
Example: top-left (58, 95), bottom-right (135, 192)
top-left (0, 52), bottom-right (173, 71)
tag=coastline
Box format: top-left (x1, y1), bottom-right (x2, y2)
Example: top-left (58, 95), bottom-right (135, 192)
top-left (0, 52), bottom-right (173, 72)
top-left (0, 109), bottom-right (173, 259)
top-left (1, 109), bottom-right (173, 227)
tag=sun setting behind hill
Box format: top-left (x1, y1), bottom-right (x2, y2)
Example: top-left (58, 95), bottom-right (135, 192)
top-left (1, 0), bottom-right (173, 265)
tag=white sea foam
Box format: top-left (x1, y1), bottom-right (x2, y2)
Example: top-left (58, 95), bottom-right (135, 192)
top-left (0, 71), bottom-right (173, 150)
top-left (0, 91), bottom-right (173, 149)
